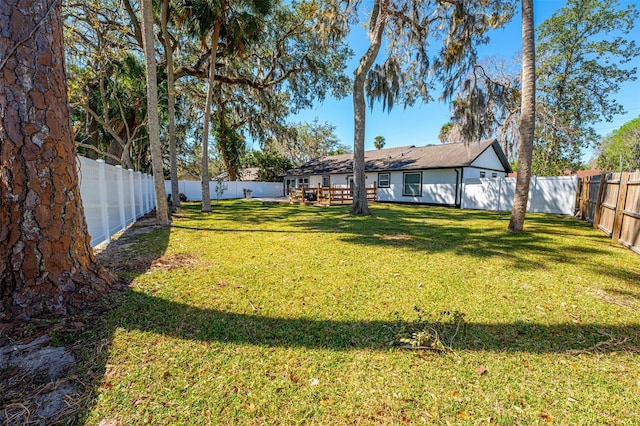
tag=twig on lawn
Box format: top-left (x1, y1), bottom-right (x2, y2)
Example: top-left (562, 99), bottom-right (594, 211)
top-left (566, 333), bottom-right (640, 355)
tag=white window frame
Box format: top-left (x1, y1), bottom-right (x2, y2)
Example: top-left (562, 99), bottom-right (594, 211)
top-left (322, 175), bottom-right (331, 188)
top-left (402, 172), bottom-right (422, 197)
top-left (378, 173), bottom-right (390, 188)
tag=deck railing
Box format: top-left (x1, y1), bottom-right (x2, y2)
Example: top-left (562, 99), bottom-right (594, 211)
top-left (289, 183), bottom-right (377, 205)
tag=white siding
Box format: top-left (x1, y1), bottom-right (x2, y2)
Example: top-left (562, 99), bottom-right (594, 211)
top-left (463, 168), bottom-right (508, 179)
top-left (378, 169), bottom-right (458, 205)
top-left (470, 146), bottom-right (505, 170)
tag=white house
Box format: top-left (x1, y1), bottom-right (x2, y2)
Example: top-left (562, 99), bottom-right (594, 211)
top-left (283, 139), bottom-right (512, 207)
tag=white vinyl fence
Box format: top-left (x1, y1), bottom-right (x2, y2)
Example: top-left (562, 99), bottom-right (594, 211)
top-left (165, 180), bottom-right (284, 201)
top-left (461, 176), bottom-right (578, 215)
top-left (78, 156), bottom-right (156, 247)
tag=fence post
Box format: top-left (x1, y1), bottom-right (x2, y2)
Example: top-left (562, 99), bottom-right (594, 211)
top-left (612, 172), bottom-right (629, 243)
top-left (128, 169), bottom-right (136, 223)
top-left (529, 176), bottom-right (538, 213)
top-left (150, 175), bottom-right (156, 209)
top-left (592, 173), bottom-right (607, 230)
top-left (136, 172), bottom-right (143, 218)
top-left (581, 177), bottom-right (589, 220)
top-left (96, 160), bottom-right (111, 243)
top-left (116, 165), bottom-right (126, 232)
top-left (144, 174), bottom-right (151, 214)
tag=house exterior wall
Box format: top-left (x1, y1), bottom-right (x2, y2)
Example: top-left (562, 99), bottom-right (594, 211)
top-left (463, 167), bottom-right (509, 179)
top-left (470, 146), bottom-right (506, 171)
top-left (376, 169), bottom-right (459, 205)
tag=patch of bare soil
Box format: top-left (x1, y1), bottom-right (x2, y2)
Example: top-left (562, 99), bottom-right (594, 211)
top-left (94, 216), bottom-right (167, 273)
top-left (149, 254), bottom-right (200, 271)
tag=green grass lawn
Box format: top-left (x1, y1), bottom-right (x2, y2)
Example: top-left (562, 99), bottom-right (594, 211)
top-left (75, 201), bottom-right (640, 425)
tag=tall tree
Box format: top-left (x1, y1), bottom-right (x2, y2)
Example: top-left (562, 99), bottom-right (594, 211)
top-left (597, 115), bottom-right (640, 172)
top-left (445, 57), bottom-right (521, 161)
top-left (160, 0), bottom-right (181, 207)
top-left (533, 0), bottom-right (639, 175)
top-left (0, 0), bottom-right (115, 320)
top-left (351, 0), bottom-right (388, 216)
top-left (178, 0), bottom-right (271, 211)
top-left (140, 0), bottom-right (170, 223)
top-left (267, 119), bottom-right (348, 166)
top-left (64, 1), bottom-right (150, 170)
top-left (508, 0), bottom-right (535, 232)
top-left (349, 0), bottom-right (514, 215)
top-left (373, 135), bottom-right (385, 150)
top-left (175, 0), bottom-right (349, 184)
top-left (445, 0), bottom-right (639, 175)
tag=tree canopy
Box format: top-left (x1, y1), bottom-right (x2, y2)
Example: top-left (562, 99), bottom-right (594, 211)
top-left (597, 115), bottom-right (640, 172)
top-left (348, 0), bottom-right (514, 215)
top-left (445, 0), bottom-right (639, 175)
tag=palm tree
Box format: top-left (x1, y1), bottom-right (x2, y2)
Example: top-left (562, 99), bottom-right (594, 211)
top-left (140, 0), bottom-right (170, 223)
top-left (177, 0), bottom-right (270, 212)
top-left (508, 0), bottom-right (535, 232)
top-left (374, 135), bottom-right (386, 150)
top-left (160, 0), bottom-right (181, 208)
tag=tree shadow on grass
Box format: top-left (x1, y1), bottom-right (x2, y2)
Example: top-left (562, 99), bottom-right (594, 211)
top-left (107, 288), bottom-right (640, 355)
top-left (63, 203), bottom-right (639, 423)
top-left (176, 201), bottom-right (613, 272)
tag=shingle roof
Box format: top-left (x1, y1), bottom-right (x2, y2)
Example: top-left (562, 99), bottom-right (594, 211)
top-left (286, 139), bottom-right (511, 175)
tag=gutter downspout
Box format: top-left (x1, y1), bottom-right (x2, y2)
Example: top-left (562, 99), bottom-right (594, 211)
top-left (455, 168), bottom-right (461, 208)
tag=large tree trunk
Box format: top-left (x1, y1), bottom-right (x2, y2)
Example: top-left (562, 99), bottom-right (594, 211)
top-left (351, 0), bottom-right (387, 216)
top-left (140, 0), bottom-right (169, 224)
top-left (161, 0), bottom-right (180, 208)
top-left (201, 16), bottom-right (223, 212)
top-left (508, 0), bottom-right (536, 232)
top-left (0, 0), bottom-right (116, 321)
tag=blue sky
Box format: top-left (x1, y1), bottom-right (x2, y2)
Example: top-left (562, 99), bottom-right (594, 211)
top-left (287, 0), bottom-right (640, 163)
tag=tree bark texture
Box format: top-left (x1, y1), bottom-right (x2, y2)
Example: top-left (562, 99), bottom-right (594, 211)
top-left (161, 0), bottom-right (180, 208)
top-left (0, 0), bottom-right (115, 320)
top-left (351, 0), bottom-right (387, 216)
top-left (508, 0), bottom-right (535, 232)
top-left (140, 0), bottom-right (169, 224)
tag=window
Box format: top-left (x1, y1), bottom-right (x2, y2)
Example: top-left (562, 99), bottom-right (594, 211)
top-left (403, 172), bottom-right (422, 196)
top-left (378, 173), bottom-right (390, 188)
top-left (479, 171), bottom-right (486, 178)
top-left (492, 172), bottom-right (498, 178)
top-left (322, 175), bottom-right (330, 187)
top-left (297, 177), bottom-right (309, 188)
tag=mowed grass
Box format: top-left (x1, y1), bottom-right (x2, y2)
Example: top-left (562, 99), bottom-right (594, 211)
top-left (77, 201), bottom-right (640, 425)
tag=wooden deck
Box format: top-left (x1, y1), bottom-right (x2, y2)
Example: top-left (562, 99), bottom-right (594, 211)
top-left (288, 184), bottom-right (377, 206)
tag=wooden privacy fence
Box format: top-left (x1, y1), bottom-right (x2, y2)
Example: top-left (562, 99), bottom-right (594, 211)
top-left (576, 171), bottom-right (640, 254)
top-left (289, 184), bottom-right (377, 205)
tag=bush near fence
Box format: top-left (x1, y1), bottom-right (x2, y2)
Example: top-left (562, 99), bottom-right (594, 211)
top-left (78, 156), bottom-right (156, 247)
top-left (576, 171), bottom-right (640, 254)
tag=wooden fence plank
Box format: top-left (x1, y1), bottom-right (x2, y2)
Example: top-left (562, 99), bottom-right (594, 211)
top-left (593, 173), bottom-right (607, 230)
top-left (580, 177), bottom-right (589, 219)
top-left (612, 172), bottom-right (630, 243)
